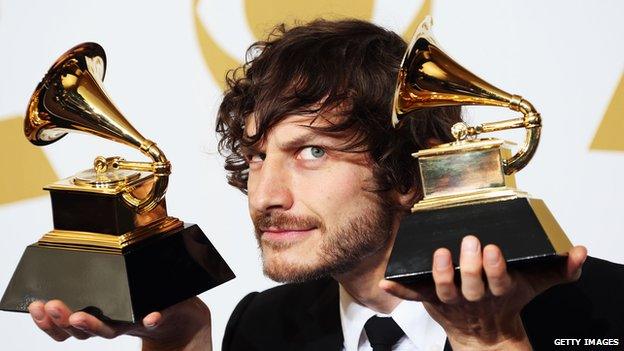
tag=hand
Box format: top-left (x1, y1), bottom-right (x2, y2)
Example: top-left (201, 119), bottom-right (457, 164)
top-left (27, 297), bottom-right (212, 351)
top-left (380, 235), bottom-right (587, 351)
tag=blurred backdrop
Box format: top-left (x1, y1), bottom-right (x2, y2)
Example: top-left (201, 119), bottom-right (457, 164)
top-left (0, 0), bottom-right (622, 349)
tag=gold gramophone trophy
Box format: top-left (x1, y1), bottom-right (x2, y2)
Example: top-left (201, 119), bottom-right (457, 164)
top-left (0, 43), bottom-right (234, 322)
top-left (385, 18), bottom-right (573, 283)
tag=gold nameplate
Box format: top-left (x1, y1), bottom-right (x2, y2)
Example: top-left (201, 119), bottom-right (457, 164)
top-left (414, 139), bottom-right (525, 211)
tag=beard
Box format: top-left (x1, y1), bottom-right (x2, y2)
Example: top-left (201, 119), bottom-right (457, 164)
top-left (252, 195), bottom-right (395, 283)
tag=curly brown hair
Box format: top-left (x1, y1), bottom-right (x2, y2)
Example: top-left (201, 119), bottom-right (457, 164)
top-left (216, 19), bottom-right (461, 198)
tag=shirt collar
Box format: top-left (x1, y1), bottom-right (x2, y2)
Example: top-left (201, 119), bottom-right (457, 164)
top-left (339, 284), bottom-right (378, 351)
top-left (338, 283), bottom-right (446, 351)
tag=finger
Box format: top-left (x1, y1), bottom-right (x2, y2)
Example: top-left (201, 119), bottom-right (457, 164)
top-left (68, 311), bottom-right (122, 339)
top-left (142, 311), bottom-right (163, 329)
top-left (432, 248), bottom-right (459, 303)
top-left (483, 244), bottom-right (512, 296)
top-left (44, 300), bottom-right (92, 340)
top-left (459, 235), bottom-right (485, 301)
top-left (565, 246), bottom-right (588, 281)
top-left (28, 301), bottom-right (71, 342)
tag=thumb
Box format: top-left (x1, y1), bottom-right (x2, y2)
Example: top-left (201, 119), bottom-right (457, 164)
top-left (565, 246), bottom-right (588, 282)
top-left (142, 311), bottom-right (163, 329)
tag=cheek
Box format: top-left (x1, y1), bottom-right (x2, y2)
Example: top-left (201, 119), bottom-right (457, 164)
top-left (315, 164), bottom-right (370, 198)
top-left (293, 164), bottom-right (372, 221)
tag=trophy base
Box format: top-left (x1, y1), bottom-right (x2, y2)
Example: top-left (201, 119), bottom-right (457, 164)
top-left (384, 197), bottom-right (572, 284)
top-left (0, 223), bottom-right (234, 323)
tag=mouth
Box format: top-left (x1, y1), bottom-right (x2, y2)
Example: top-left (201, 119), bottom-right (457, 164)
top-left (261, 227), bottom-right (316, 242)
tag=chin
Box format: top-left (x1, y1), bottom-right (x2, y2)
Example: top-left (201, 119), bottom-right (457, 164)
top-left (261, 245), bottom-right (328, 283)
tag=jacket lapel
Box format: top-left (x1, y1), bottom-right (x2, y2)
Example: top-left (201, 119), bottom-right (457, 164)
top-left (444, 338), bottom-right (452, 351)
top-left (299, 279), bottom-right (343, 351)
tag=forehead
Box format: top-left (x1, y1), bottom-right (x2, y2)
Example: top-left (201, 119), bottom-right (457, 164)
top-left (244, 114), bottom-right (335, 140)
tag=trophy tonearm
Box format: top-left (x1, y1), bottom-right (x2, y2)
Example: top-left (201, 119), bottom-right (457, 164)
top-left (25, 42), bottom-right (169, 213)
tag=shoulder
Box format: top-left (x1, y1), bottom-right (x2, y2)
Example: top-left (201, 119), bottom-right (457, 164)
top-left (244, 277), bottom-right (335, 307)
top-left (228, 277), bottom-right (336, 322)
top-left (222, 278), bottom-right (339, 351)
top-left (522, 256), bottom-right (624, 347)
top-left (530, 256), bottom-right (624, 307)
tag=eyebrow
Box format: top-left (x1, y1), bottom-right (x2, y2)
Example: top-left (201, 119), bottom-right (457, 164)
top-left (240, 131), bottom-right (336, 155)
top-left (276, 132), bottom-right (321, 151)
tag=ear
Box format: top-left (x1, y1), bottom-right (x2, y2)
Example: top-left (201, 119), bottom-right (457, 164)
top-left (396, 187), bottom-right (420, 209)
top-left (394, 139), bottom-right (441, 210)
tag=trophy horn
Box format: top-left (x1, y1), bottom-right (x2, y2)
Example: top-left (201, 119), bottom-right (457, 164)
top-left (392, 17), bottom-right (541, 175)
top-left (24, 42), bottom-right (170, 213)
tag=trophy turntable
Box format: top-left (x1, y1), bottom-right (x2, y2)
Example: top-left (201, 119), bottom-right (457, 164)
top-left (0, 43), bottom-right (234, 322)
top-left (385, 18), bottom-right (573, 283)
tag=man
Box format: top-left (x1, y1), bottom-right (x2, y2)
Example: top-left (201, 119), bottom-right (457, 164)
top-left (27, 20), bottom-right (623, 350)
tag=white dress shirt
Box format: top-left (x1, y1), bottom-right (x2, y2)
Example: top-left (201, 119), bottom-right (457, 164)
top-left (339, 284), bottom-right (447, 351)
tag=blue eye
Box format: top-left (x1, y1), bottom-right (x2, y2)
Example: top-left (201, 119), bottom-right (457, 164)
top-left (298, 146), bottom-right (326, 160)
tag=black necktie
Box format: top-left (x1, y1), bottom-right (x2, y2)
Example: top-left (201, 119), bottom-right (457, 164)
top-left (364, 316), bottom-right (405, 351)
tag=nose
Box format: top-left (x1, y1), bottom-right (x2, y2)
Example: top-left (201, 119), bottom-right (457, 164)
top-left (248, 156), bottom-right (293, 213)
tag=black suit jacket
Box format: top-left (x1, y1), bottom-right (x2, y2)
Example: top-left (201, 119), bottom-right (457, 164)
top-left (223, 257), bottom-right (624, 350)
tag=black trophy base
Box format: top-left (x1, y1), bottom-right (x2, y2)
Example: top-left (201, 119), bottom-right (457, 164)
top-left (385, 197), bottom-right (572, 284)
top-left (0, 223), bottom-right (234, 323)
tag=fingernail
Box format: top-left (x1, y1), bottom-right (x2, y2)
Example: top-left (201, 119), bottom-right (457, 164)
top-left (74, 322), bottom-right (88, 330)
top-left (434, 252), bottom-right (450, 270)
top-left (31, 309), bottom-right (45, 322)
top-left (574, 254), bottom-right (587, 279)
top-left (145, 321), bottom-right (157, 329)
top-left (462, 236), bottom-right (479, 253)
top-left (485, 249), bottom-right (499, 265)
top-left (48, 308), bottom-right (60, 319)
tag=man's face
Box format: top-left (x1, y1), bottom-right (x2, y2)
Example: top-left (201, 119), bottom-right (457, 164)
top-left (244, 114), bottom-right (396, 282)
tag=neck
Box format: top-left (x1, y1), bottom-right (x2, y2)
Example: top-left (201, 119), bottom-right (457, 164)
top-left (333, 221), bottom-right (402, 314)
